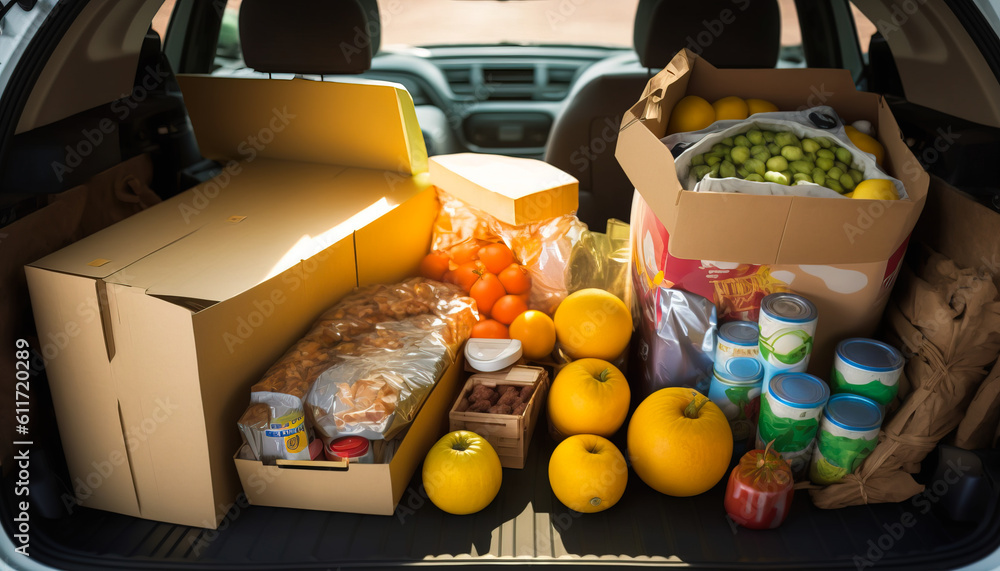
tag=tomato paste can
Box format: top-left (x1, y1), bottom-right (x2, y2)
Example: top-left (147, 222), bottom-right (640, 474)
top-left (756, 372), bottom-right (829, 478)
top-left (830, 338), bottom-right (904, 406)
top-left (708, 357), bottom-right (764, 442)
top-left (809, 393), bottom-right (882, 485)
top-left (716, 320), bottom-right (761, 370)
top-left (757, 293), bottom-right (818, 384)
top-left (326, 436), bottom-right (374, 464)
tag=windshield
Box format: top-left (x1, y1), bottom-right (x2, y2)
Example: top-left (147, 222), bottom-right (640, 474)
top-left (377, 0), bottom-right (639, 48)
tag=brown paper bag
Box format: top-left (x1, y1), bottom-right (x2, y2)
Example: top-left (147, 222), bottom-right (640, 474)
top-left (953, 358), bottom-right (1000, 450)
top-left (810, 250), bottom-right (1000, 508)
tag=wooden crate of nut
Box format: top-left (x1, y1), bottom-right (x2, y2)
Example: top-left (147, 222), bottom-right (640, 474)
top-left (449, 366), bottom-right (549, 469)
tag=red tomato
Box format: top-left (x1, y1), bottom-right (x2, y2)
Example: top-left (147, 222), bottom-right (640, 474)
top-left (490, 294), bottom-right (528, 325)
top-left (419, 251), bottom-right (450, 281)
top-left (470, 272), bottom-right (506, 317)
top-left (498, 264), bottom-right (532, 295)
top-left (446, 261), bottom-right (482, 293)
top-left (724, 444), bottom-right (794, 530)
top-left (479, 243), bottom-right (515, 274)
top-left (470, 319), bottom-right (509, 339)
top-left (449, 239), bottom-right (482, 265)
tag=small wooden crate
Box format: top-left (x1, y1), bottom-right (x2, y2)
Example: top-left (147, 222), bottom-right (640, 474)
top-left (449, 366), bottom-right (549, 469)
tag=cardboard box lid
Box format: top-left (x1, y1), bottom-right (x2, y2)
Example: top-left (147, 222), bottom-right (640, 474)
top-left (178, 75), bottom-right (428, 176)
top-left (616, 50), bottom-right (930, 265)
top-left (429, 153), bottom-right (579, 225)
top-left (29, 159), bottom-right (430, 304)
top-left (29, 76), bottom-right (433, 304)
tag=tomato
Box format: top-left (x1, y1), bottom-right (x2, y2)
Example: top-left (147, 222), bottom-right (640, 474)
top-left (448, 239), bottom-right (482, 265)
top-left (498, 263), bottom-right (532, 295)
top-left (470, 272), bottom-right (506, 316)
top-left (490, 294), bottom-right (528, 325)
top-left (470, 319), bottom-right (509, 339)
top-left (479, 243), bottom-right (516, 274)
top-left (724, 443), bottom-right (794, 529)
top-left (419, 251), bottom-right (450, 281)
top-left (423, 430), bottom-right (502, 515)
top-left (446, 261), bottom-right (482, 293)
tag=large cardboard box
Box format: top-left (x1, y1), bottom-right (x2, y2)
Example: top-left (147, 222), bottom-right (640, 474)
top-left (24, 76), bottom-right (437, 527)
top-left (616, 51), bottom-right (930, 383)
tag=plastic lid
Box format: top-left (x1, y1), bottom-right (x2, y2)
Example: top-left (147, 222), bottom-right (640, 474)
top-left (761, 293), bottom-right (818, 323)
top-left (824, 393), bottom-right (883, 430)
top-left (837, 338), bottom-right (904, 372)
top-left (717, 357), bottom-right (763, 383)
top-left (768, 373), bottom-right (830, 408)
top-left (464, 338), bottom-right (523, 372)
top-left (719, 321), bottom-right (760, 346)
top-left (329, 436), bottom-right (369, 459)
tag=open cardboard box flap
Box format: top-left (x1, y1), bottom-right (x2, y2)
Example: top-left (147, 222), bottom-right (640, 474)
top-left (617, 49), bottom-right (929, 266)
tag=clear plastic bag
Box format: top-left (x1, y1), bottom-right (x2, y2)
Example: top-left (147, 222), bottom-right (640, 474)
top-left (566, 218), bottom-right (633, 309)
top-left (431, 188), bottom-right (586, 314)
top-left (661, 106), bottom-right (907, 200)
top-left (243, 277), bottom-right (476, 461)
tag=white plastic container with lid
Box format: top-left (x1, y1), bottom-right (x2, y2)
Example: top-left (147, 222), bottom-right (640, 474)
top-left (464, 338), bottom-right (523, 372)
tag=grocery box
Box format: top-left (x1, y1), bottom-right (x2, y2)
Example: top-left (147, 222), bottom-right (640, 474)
top-left (234, 357), bottom-right (465, 516)
top-left (24, 75), bottom-right (435, 528)
top-left (449, 366), bottom-right (549, 469)
top-left (616, 50), bottom-right (930, 381)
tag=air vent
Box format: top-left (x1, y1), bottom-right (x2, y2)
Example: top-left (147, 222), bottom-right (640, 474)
top-left (442, 66), bottom-right (474, 96)
top-left (541, 64), bottom-right (580, 100)
top-left (482, 66), bottom-right (535, 85)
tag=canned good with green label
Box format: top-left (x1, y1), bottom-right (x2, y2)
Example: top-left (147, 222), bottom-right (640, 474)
top-left (809, 393), bottom-right (883, 485)
top-left (716, 321), bottom-right (760, 371)
top-left (757, 293), bottom-right (818, 383)
top-left (756, 372), bottom-right (829, 477)
top-left (830, 338), bottom-right (904, 406)
top-left (708, 357), bottom-right (763, 442)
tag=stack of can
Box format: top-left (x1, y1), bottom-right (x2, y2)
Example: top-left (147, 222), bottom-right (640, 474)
top-left (707, 356), bottom-right (764, 443)
top-left (809, 393), bottom-right (883, 484)
top-left (755, 372), bottom-right (829, 478)
top-left (757, 293), bottom-right (818, 387)
top-left (830, 338), bottom-right (904, 407)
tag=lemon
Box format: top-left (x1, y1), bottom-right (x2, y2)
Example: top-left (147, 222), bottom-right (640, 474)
top-left (844, 125), bottom-right (885, 166)
top-left (852, 179), bottom-right (898, 200)
top-left (666, 95), bottom-right (716, 135)
top-left (712, 96), bottom-right (749, 121)
top-left (746, 98), bottom-right (779, 115)
top-left (508, 310), bottom-right (556, 361)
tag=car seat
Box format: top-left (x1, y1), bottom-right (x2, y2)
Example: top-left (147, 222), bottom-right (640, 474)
top-left (545, 0), bottom-right (781, 230)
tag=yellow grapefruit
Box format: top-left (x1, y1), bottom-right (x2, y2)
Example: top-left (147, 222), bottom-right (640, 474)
top-left (553, 288), bottom-right (632, 360)
top-left (548, 434), bottom-right (628, 513)
top-left (666, 95), bottom-right (716, 134)
top-left (712, 96), bottom-right (749, 121)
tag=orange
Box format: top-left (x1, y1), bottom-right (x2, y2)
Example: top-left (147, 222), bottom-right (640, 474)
top-left (553, 288), bottom-right (632, 360)
top-left (548, 434), bottom-right (628, 513)
top-left (627, 387), bottom-right (733, 497)
top-left (508, 310), bottom-right (556, 360)
top-left (547, 358), bottom-right (630, 438)
top-left (746, 98), bottom-right (779, 115)
top-left (712, 96), bottom-right (749, 121)
top-left (419, 251), bottom-right (450, 281)
top-left (666, 95), bottom-right (716, 135)
top-left (470, 272), bottom-right (505, 316)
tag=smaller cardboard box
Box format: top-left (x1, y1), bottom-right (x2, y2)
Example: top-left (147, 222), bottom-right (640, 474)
top-left (429, 153), bottom-right (578, 225)
top-left (234, 358), bottom-right (465, 516)
top-left (449, 366), bottom-right (549, 469)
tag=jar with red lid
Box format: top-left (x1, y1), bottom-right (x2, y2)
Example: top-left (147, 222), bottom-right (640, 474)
top-left (325, 436), bottom-right (374, 464)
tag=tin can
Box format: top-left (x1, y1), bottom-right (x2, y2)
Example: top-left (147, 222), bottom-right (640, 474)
top-left (708, 357), bottom-right (764, 442)
top-left (756, 372), bottom-right (829, 477)
top-left (757, 293), bottom-right (818, 383)
top-left (830, 338), bottom-right (904, 406)
top-left (716, 321), bottom-right (761, 370)
top-left (326, 436), bottom-right (374, 464)
top-left (809, 394), bottom-right (882, 485)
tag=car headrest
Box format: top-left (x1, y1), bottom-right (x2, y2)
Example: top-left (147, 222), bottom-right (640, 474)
top-left (240, 0), bottom-right (381, 75)
top-left (633, 0), bottom-right (781, 69)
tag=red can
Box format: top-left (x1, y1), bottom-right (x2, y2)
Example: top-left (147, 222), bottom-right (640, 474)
top-left (724, 443), bottom-right (794, 530)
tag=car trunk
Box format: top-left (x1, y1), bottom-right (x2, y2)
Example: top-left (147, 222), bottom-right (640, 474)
top-left (3, 1), bottom-right (1000, 569)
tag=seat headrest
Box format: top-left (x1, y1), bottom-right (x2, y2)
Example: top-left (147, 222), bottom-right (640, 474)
top-left (633, 0), bottom-right (781, 69)
top-left (239, 0), bottom-right (381, 75)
